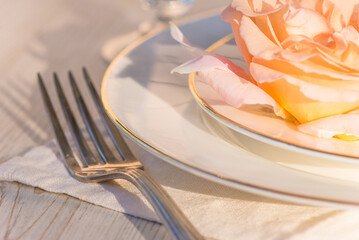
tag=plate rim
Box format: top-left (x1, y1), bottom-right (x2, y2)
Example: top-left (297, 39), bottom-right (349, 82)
top-left (101, 14), bottom-right (359, 209)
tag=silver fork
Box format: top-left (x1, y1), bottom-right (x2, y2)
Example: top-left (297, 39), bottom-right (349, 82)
top-left (38, 68), bottom-right (203, 240)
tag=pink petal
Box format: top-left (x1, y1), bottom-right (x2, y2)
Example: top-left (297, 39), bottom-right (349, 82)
top-left (172, 54), bottom-right (288, 118)
top-left (197, 69), bottom-right (287, 118)
top-left (170, 23), bottom-right (193, 49)
top-left (298, 114), bottom-right (359, 138)
top-left (171, 54), bottom-right (249, 79)
top-left (169, 24), bottom-right (205, 56)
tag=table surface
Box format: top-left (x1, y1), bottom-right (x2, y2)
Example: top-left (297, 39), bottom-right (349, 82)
top-left (0, 0), bottom-right (229, 239)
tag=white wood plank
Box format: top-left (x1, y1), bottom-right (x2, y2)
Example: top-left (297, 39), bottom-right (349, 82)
top-left (0, 181), bottom-right (171, 240)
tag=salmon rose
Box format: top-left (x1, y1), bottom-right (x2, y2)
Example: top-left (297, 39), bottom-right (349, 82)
top-left (172, 0), bottom-right (359, 139)
top-left (222, 0), bottom-right (359, 123)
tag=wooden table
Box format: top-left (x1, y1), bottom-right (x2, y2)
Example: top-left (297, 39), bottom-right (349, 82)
top-left (0, 0), bottom-right (228, 239)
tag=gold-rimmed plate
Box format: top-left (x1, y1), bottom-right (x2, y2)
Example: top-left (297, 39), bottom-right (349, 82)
top-left (101, 14), bottom-right (359, 208)
top-left (189, 36), bottom-right (359, 165)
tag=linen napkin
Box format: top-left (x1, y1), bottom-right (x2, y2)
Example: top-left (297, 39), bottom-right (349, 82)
top-left (1, 139), bottom-right (359, 240)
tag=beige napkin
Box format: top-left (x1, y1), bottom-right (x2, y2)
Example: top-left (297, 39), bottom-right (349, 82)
top-left (1, 139), bottom-right (359, 240)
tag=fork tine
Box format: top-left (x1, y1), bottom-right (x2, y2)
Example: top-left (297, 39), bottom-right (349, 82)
top-left (54, 73), bottom-right (103, 166)
top-left (82, 68), bottom-right (135, 162)
top-left (69, 71), bottom-right (118, 164)
top-left (38, 74), bottom-right (81, 175)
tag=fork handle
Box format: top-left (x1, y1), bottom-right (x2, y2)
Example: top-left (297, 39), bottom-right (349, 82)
top-left (120, 168), bottom-right (204, 240)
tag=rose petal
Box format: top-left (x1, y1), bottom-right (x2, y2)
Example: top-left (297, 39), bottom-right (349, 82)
top-left (287, 60), bottom-right (359, 80)
top-left (250, 62), bottom-right (359, 122)
top-left (233, 2), bottom-right (285, 44)
top-left (349, 4), bottom-right (359, 29)
top-left (172, 54), bottom-right (251, 78)
top-left (328, 0), bottom-right (359, 24)
top-left (240, 15), bottom-right (282, 59)
top-left (222, 5), bottom-right (305, 62)
top-left (285, 7), bottom-right (331, 39)
top-left (324, 0), bottom-right (345, 32)
top-left (338, 27), bottom-right (359, 69)
top-left (169, 22), bottom-right (289, 117)
top-left (254, 55), bottom-right (359, 81)
top-left (341, 42), bottom-right (359, 69)
top-left (172, 54), bottom-right (288, 118)
top-left (171, 54), bottom-right (249, 78)
top-left (315, 33), bottom-right (347, 53)
top-left (281, 34), bottom-right (353, 68)
top-left (222, 6), bottom-right (252, 64)
top-left (298, 114), bottom-right (359, 138)
top-left (267, 4), bottom-right (290, 42)
top-left (231, 0), bottom-right (283, 17)
top-left (265, 15), bottom-right (282, 45)
top-left (170, 23), bottom-right (193, 48)
top-left (316, 46), bottom-right (359, 72)
top-left (250, 62), bottom-right (359, 102)
top-left (282, 34), bottom-right (348, 61)
top-left (240, 15), bottom-right (317, 61)
top-left (197, 69), bottom-right (287, 118)
top-left (296, 0), bottom-right (322, 10)
top-left (340, 26), bottom-right (359, 44)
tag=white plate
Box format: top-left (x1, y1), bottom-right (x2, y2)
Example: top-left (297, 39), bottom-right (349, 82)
top-left (101, 14), bottom-right (359, 208)
top-left (189, 36), bottom-right (359, 165)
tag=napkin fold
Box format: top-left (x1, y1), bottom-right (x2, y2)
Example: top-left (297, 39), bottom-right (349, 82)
top-left (1, 140), bottom-right (359, 240)
top-left (0, 141), bottom-right (158, 222)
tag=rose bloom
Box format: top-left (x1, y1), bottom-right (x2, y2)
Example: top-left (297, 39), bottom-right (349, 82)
top-left (173, 0), bottom-right (359, 139)
top-left (223, 0), bottom-right (359, 122)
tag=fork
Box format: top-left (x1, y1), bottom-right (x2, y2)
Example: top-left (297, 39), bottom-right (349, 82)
top-left (38, 68), bottom-right (204, 240)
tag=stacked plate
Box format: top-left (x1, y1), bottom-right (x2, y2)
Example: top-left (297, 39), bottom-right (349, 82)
top-left (101, 15), bottom-right (359, 208)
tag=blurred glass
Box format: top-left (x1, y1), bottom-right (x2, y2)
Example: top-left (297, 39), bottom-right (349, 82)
top-left (141, 0), bottom-right (195, 21)
top-left (101, 0), bottom-right (195, 62)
